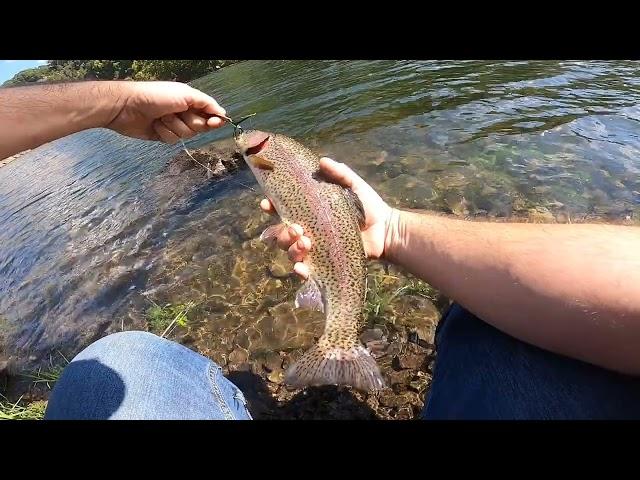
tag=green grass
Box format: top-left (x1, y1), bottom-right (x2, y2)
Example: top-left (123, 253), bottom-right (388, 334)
top-left (146, 301), bottom-right (196, 337)
top-left (365, 275), bottom-right (400, 321)
top-left (20, 351), bottom-right (69, 389)
top-left (0, 395), bottom-right (47, 420)
top-left (365, 276), bottom-right (438, 322)
top-left (395, 279), bottom-right (439, 303)
top-left (21, 365), bottom-right (65, 389)
top-left (1, 351), bottom-right (68, 420)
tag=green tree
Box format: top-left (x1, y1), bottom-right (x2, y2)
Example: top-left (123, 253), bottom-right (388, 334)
top-left (2, 65), bottom-right (51, 86)
top-left (131, 60), bottom-right (227, 82)
top-left (2, 60), bottom-right (241, 87)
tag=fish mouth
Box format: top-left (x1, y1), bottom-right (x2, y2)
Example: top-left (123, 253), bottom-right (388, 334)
top-left (246, 136), bottom-right (270, 156)
top-left (241, 131), bottom-right (271, 156)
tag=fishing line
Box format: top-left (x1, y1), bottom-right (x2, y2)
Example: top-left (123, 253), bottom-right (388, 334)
top-left (179, 140), bottom-right (257, 193)
top-left (178, 111), bottom-right (257, 174)
top-left (179, 138), bottom-right (218, 176)
top-left (178, 114), bottom-right (259, 192)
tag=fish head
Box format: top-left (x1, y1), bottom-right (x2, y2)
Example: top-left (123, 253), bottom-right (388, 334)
top-left (235, 130), bottom-right (279, 181)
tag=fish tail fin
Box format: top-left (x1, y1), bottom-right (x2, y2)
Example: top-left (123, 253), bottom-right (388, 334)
top-left (284, 340), bottom-right (385, 392)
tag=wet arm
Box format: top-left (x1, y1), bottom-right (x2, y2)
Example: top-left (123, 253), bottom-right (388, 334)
top-left (385, 211), bottom-right (640, 375)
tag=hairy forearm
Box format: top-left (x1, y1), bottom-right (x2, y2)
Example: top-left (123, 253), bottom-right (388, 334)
top-left (0, 81), bottom-right (125, 160)
top-left (386, 210), bottom-right (640, 374)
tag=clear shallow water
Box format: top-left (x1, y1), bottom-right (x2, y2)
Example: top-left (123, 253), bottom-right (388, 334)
top-left (1, 60), bottom-right (639, 370)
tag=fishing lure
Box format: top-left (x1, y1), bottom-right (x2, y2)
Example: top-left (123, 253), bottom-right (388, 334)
top-left (229, 113), bottom-right (257, 138)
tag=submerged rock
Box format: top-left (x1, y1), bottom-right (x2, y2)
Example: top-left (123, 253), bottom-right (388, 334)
top-left (166, 144), bottom-right (245, 180)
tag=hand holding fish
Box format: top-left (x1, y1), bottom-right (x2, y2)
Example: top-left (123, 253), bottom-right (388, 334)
top-left (260, 157), bottom-right (397, 279)
top-left (237, 131), bottom-right (388, 390)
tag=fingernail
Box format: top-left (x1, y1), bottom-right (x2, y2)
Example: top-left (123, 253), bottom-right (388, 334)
top-left (297, 239), bottom-right (305, 249)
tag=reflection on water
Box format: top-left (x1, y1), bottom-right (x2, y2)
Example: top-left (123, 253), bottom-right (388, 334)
top-left (0, 60), bottom-right (639, 374)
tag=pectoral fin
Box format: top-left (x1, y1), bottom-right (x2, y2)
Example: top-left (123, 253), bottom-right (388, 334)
top-left (260, 223), bottom-right (285, 248)
top-left (250, 155), bottom-right (275, 171)
top-left (295, 278), bottom-right (324, 312)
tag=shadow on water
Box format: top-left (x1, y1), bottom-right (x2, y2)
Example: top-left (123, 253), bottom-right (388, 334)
top-left (226, 371), bottom-right (379, 420)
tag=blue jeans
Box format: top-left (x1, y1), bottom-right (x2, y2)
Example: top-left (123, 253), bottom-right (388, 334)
top-left (45, 305), bottom-right (640, 419)
top-left (423, 304), bottom-right (640, 419)
top-left (45, 331), bottom-right (252, 420)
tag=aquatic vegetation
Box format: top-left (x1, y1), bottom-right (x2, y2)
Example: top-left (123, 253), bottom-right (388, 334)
top-left (145, 301), bottom-right (197, 337)
top-left (365, 273), bottom-right (401, 322)
top-left (365, 272), bottom-right (438, 323)
top-left (395, 279), bottom-right (439, 303)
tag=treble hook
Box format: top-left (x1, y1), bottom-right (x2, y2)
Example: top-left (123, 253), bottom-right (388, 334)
top-left (209, 112), bottom-right (257, 139)
top-left (231, 113), bottom-right (257, 139)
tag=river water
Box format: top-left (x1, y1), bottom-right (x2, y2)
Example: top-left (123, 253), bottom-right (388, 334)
top-left (1, 60), bottom-right (639, 374)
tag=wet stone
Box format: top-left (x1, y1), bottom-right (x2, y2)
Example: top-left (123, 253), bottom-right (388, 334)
top-left (228, 348), bottom-right (249, 365)
top-left (209, 350), bottom-right (228, 367)
top-left (234, 331), bottom-right (250, 350)
top-left (444, 192), bottom-right (471, 216)
top-left (379, 391), bottom-right (412, 408)
top-left (235, 362), bottom-right (257, 373)
top-left (366, 340), bottom-right (390, 358)
top-left (262, 351), bottom-right (283, 373)
top-left (360, 328), bottom-right (384, 344)
top-left (388, 369), bottom-right (414, 386)
top-left (396, 297), bottom-right (439, 345)
top-left (393, 353), bottom-right (425, 370)
top-left (396, 406), bottom-right (413, 420)
top-left (243, 217), bottom-right (265, 240)
top-left (409, 376), bottom-right (430, 393)
top-left (267, 370), bottom-right (284, 384)
top-left (269, 262), bottom-right (290, 278)
top-left (281, 349), bottom-right (303, 370)
top-left (269, 252), bottom-right (291, 278)
top-left (388, 325), bottom-right (409, 344)
top-left (386, 340), bottom-right (405, 357)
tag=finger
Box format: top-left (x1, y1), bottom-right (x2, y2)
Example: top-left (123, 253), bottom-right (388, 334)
top-left (287, 236), bottom-right (311, 262)
top-left (319, 157), bottom-right (357, 187)
top-left (187, 88), bottom-right (226, 116)
top-left (277, 224), bottom-right (304, 250)
top-left (178, 110), bottom-right (209, 133)
top-left (321, 157), bottom-right (371, 195)
top-left (161, 114), bottom-right (196, 139)
top-left (293, 262), bottom-right (310, 280)
top-left (153, 120), bottom-right (180, 144)
top-left (260, 198), bottom-right (276, 214)
top-left (205, 116), bottom-right (224, 129)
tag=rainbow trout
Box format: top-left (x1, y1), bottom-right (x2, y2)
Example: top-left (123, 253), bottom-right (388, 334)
top-left (235, 130), bottom-right (385, 392)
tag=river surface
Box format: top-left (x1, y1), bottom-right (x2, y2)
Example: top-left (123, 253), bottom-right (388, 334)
top-left (1, 60), bottom-right (639, 373)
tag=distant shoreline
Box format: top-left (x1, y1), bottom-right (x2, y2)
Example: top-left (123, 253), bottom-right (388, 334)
top-left (0, 149), bottom-right (31, 167)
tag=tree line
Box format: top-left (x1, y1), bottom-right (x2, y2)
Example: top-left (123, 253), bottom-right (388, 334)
top-left (2, 60), bottom-right (242, 87)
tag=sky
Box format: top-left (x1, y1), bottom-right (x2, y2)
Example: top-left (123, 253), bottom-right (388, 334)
top-left (0, 60), bottom-right (48, 84)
